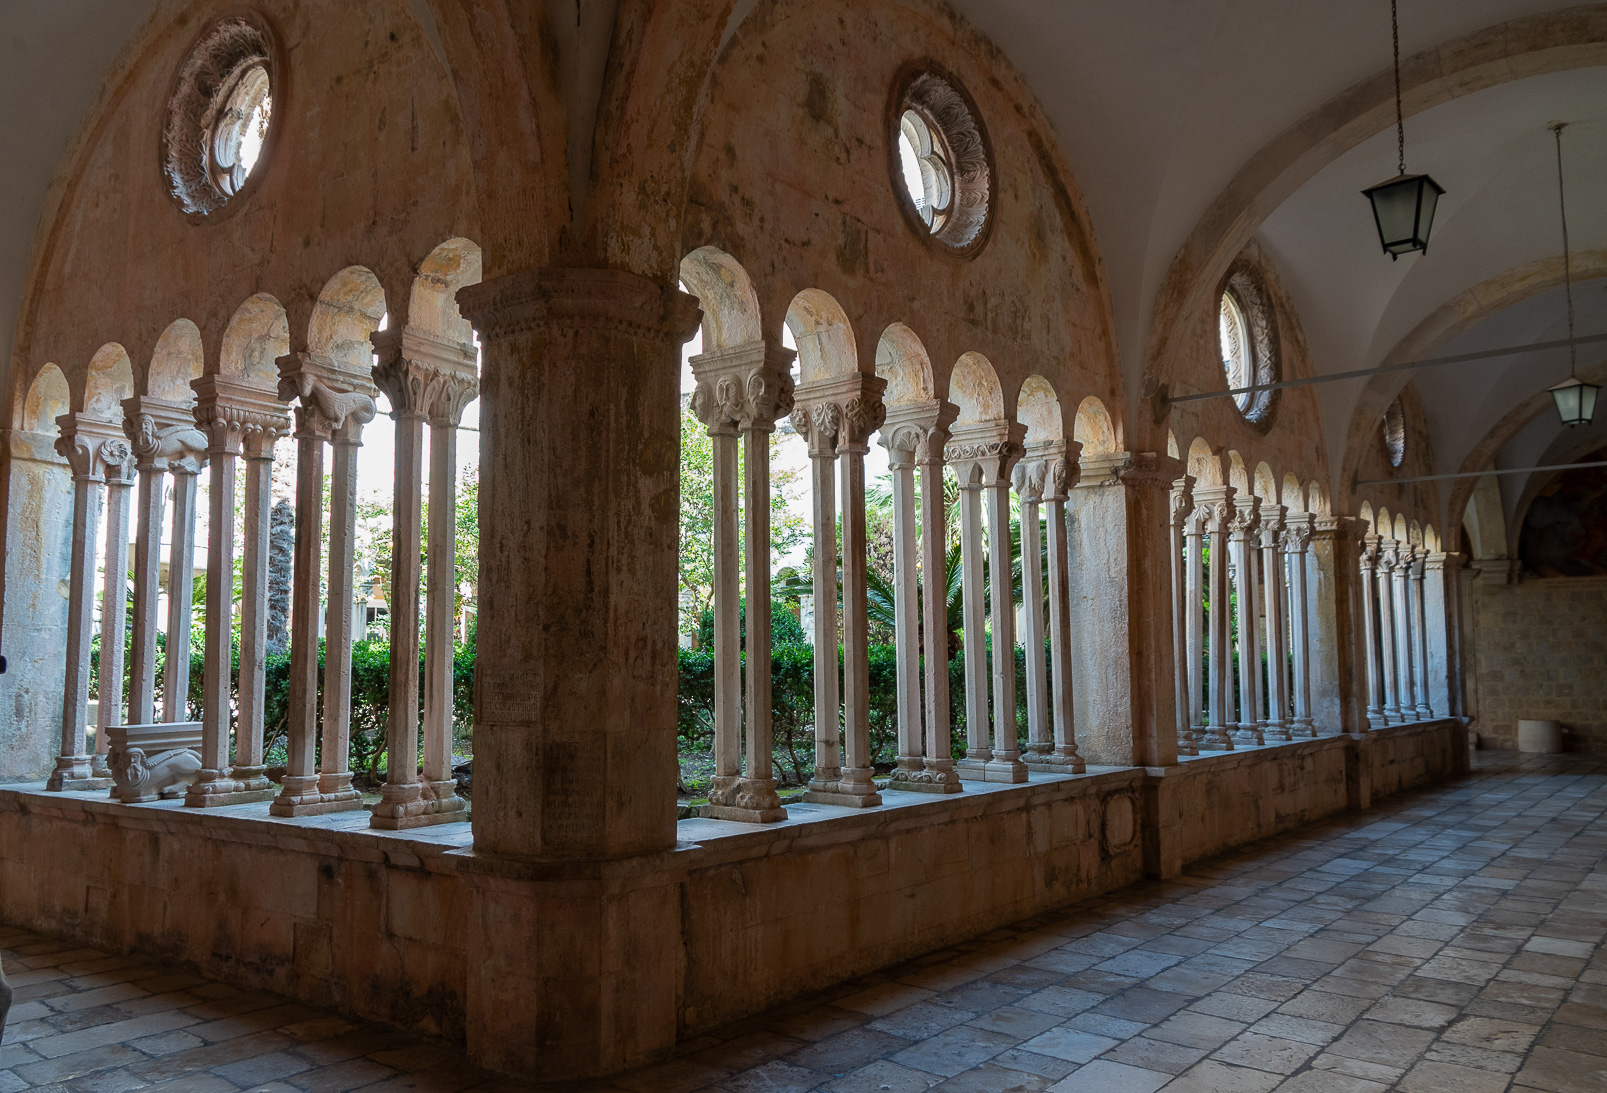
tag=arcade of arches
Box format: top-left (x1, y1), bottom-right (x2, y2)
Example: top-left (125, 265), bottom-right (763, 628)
top-left (0, 0), bottom-right (1603, 1085)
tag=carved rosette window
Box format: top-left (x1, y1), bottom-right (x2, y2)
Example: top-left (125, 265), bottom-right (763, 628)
top-left (1383, 398), bottom-right (1406, 467)
top-left (892, 67), bottom-right (992, 254)
top-left (163, 16), bottom-right (276, 216)
top-left (1218, 266), bottom-right (1280, 424)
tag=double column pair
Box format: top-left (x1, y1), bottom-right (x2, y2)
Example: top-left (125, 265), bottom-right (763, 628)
top-left (688, 340), bottom-right (797, 822)
top-left (1014, 441), bottom-right (1085, 773)
top-left (792, 373), bottom-right (886, 807)
top-left (1360, 536), bottom-right (1432, 727)
top-left (947, 419), bottom-right (1028, 782)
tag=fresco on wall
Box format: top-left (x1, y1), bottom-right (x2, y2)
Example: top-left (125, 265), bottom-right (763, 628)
top-left (1519, 447), bottom-right (1607, 577)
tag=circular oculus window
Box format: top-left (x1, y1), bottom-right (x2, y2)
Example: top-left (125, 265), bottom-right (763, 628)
top-left (164, 16), bottom-right (276, 216)
top-left (1216, 267), bottom-right (1279, 424)
top-left (1382, 399), bottom-right (1406, 467)
top-left (892, 69), bottom-right (991, 253)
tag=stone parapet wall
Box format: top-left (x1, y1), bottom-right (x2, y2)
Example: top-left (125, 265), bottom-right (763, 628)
top-left (1471, 576), bottom-right (1607, 754)
top-left (0, 720), bottom-right (1465, 1078)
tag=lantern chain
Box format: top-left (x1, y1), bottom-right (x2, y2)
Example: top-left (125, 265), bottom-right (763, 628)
top-left (1392, 0), bottom-right (1405, 176)
top-left (1553, 121), bottom-right (1577, 379)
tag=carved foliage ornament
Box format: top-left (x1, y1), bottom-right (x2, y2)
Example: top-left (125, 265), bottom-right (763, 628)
top-left (896, 67), bottom-right (993, 253)
top-left (163, 16), bottom-right (276, 215)
top-left (1220, 264), bottom-right (1280, 425)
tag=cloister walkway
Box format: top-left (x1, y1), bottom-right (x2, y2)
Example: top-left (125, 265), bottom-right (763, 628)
top-left (1, 751), bottom-right (1602, 1093)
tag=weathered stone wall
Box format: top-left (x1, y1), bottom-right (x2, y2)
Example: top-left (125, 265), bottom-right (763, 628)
top-left (0, 721), bottom-right (1465, 1072)
top-left (1470, 575), bottom-right (1607, 753)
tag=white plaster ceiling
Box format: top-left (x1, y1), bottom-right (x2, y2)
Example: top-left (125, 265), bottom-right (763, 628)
top-left (4, 0), bottom-right (1605, 542)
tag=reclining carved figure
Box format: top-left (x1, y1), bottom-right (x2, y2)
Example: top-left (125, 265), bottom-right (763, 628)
top-left (111, 746), bottom-right (202, 803)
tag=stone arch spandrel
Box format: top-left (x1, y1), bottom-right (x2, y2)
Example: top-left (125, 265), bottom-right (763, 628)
top-left (1253, 462), bottom-right (1278, 505)
top-left (1409, 521), bottom-right (1424, 548)
top-left (309, 266), bottom-right (388, 372)
top-left (1227, 451), bottom-right (1249, 494)
top-left (1186, 437), bottom-right (1222, 488)
top-left (1017, 376), bottom-right (1063, 446)
top-left (1360, 501), bottom-right (1376, 534)
top-left (876, 323), bottom-right (936, 407)
top-left (949, 352), bottom-right (1004, 425)
top-left (1073, 396), bottom-right (1117, 455)
top-left (786, 289), bottom-right (860, 383)
top-left (85, 343), bottom-right (136, 419)
top-left (1307, 481), bottom-right (1330, 518)
top-left (1282, 472), bottom-right (1305, 512)
top-left (145, 320), bottom-right (203, 404)
top-left (681, 247), bottom-right (762, 351)
top-left (1378, 507), bottom-right (1394, 541)
top-left (20, 364), bottom-right (71, 433)
top-left (220, 294), bottom-right (290, 384)
top-left (408, 238), bottom-right (483, 348)
top-left (1393, 513), bottom-right (1408, 542)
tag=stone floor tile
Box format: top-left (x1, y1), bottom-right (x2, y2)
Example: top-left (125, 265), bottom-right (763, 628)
top-left (1210, 1031), bottom-right (1320, 1074)
top-left (1439, 1016), bottom-right (1542, 1052)
top-left (924, 1061), bottom-right (1054, 1091)
top-left (210, 1050), bottom-right (312, 1086)
top-left (1014, 986), bottom-right (1105, 1019)
top-left (1421, 1042), bottom-right (1524, 1074)
top-left (889, 1024), bottom-right (1015, 1077)
top-left (1398, 1059), bottom-right (1515, 1093)
top-left (1268, 1071), bottom-right (1390, 1092)
top-left (1046, 1058), bottom-right (1169, 1093)
top-left (784, 1027), bottom-right (909, 1073)
top-left (818, 1059), bottom-right (935, 1093)
top-left (286, 1055), bottom-right (400, 1093)
top-left (866, 1002), bottom-right (976, 1041)
top-left (1014, 1027), bottom-right (1118, 1065)
top-left (1163, 1058), bottom-right (1284, 1092)
top-left (990, 1048), bottom-right (1075, 1082)
top-left (1360, 995), bottom-right (1460, 1028)
top-left (961, 1006), bottom-right (1060, 1041)
top-left (834, 983), bottom-right (936, 1018)
top-left (763, 1005), bottom-right (867, 1044)
top-left (1325, 1019), bottom-right (1436, 1068)
top-left (1097, 1034), bottom-right (1207, 1074)
top-left (1186, 992), bottom-right (1281, 1023)
top-left (1143, 1010), bottom-right (1246, 1050)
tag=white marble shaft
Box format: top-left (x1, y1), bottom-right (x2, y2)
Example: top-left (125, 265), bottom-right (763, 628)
top-left (121, 396), bottom-right (208, 728)
top-left (1194, 485), bottom-right (1235, 751)
top-left (1391, 545), bottom-right (1417, 721)
top-left (1410, 550), bottom-right (1433, 719)
top-left (1228, 496), bottom-right (1262, 745)
top-left (1258, 505), bottom-right (1289, 741)
top-left (1284, 513), bottom-right (1315, 737)
top-left (1169, 476), bottom-right (1197, 756)
top-left (234, 418), bottom-right (281, 791)
top-left (946, 418), bottom-right (1027, 783)
top-left (95, 450), bottom-right (135, 772)
top-left (162, 457), bottom-right (203, 725)
top-left (271, 351), bottom-right (376, 817)
top-left (879, 399), bottom-right (961, 793)
top-left (1376, 539), bottom-right (1402, 723)
top-left (1183, 496), bottom-right (1207, 744)
top-left (46, 414), bottom-right (131, 791)
top-left (370, 329), bottom-right (478, 829)
top-left (795, 371), bottom-right (885, 807)
top-left (1358, 534), bottom-right (1386, 729)
top-left (1025, 440), bottom-right (1084, 773)
top-left (185, 376), bottom-right (287, 807)
top-left (689, 340), bottom-right (795, 822)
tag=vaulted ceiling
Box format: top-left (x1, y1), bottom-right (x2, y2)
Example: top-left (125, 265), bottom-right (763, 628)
top-left (3, 0), bottom-right (1603, 550)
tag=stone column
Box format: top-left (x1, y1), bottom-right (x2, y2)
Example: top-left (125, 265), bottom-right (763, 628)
top-left (1423, 552), bottom-right (1456, 718)
top-left (793, 400), bottom-right (841, 796)
top-left (1284, 513), bottom-right (1315, 736)
top-left (1029, 443), bottom-right (1085, 773)
top-left (1410, 550), bottom-right (1433, 719)
top-left (187, 377), bottom-right (286, 806)
top-left (162, 450), bottom-right (205, 725)
top-left (1195, 484), bottom-right (1235, 750)
top-left (233, 412), bottom-right (286, 794)
top-left (1229, 496), bottom-right (1261, 745)
top-left (689, 340), bottom-right (794, 822)
top-left (1169, 476), bottom-right (1198, 757)
top-left (271, 353), bottom-right (375, 817)
top-left (947, 419), bottom-right (1026, 782)
top-left (370, 330), bottom-right (479, 828)
top-left (1392, 545), bottom-right (1417, 720)
top-left (1258, 505), bottom-right (1289, 741)
top-left (1376, 540), bottom-right (1402, 723)
top-left (94, 448), bottom-right (135, 775)
top-left (915, 404), bottom-right (960, 790)
top-left (1183, 497), bottom-right (1207, 744)
top-left (795, 374), bottom-right (885, 807)
top-left (954, 453), bottom-right (989, 774)
top-left (1358, 534), bottom-right (1386, 729)
top-left (881, 400), bottom-right (959, 792)
top-left (122, 398), bottom-right (206, 726)
top-left (45, 414), bottom-right (126, 791)
top-left (1014, 454), bottom-right (1049, 763)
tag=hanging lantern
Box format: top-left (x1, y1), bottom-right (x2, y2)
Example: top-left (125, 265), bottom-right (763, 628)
top-left (1550, 376), bottom-right (1600, 428)
top-left (1364, 1), bottom-right (1446, 260)
top-left (1363, 173), bottom-right (1444, 259)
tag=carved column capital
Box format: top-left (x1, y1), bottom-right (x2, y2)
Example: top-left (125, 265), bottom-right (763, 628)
top-left (455, 265), bottom-right (702, 346)
top-left (121, 395), bottom-right (208, 473)
top-left (1229, 495), bottom-right (1262, 541)
top-left (1012, 439), bottom-right (1080, 503)
top-left (192, 374), bottom-right (291, 458)
top-left (881, 398), bottom-right (958, 470)
top-left (1257, 504), bottom-right (1286, 548)
top-left (371, 328), bottom-right (480, 427)
top-left (794, 372), bottom-right (887, 456)
top-left (688, 339), bottom-right (796, 435)
top-left (54, 413), bottom-right (132, 481)
top-left (278, 352), bottom-right (377, 442)
top-left (944, 418), bottom-right (1026, 488)
top-left (1283, 511), bottom-right (1315, 554)
top-left (1169, 474), bottom-right (1197, 529)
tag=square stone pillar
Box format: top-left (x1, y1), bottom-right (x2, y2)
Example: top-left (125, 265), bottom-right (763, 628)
top-left (1423, 551), bottom-right (1459, 719)
top-left (1311, 516), bottom-right (1367, 734)
top-left (452, 266), bottom-right (701, 1082)
top-left (1066, 451), bottom-right (1182, 768)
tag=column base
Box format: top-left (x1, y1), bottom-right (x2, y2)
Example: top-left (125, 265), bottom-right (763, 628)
top-left (1175, 732), bottom-right (1199, 758)
top-left (1025, 750), bottom-right (1086, 774)
top-left (269, 774), bottom-right (365, 817)
top-left (981, 754), bottom-right (1029, 782)
top-left (802, 769), bottom-right (882, 808)
top-left (889, 759), bottom-right (963, 793)
top-left (91, 753), bottom-right (112, 778)
top-left (701, 802), bottom-right (789, 823)
top-left (370, 779), bottom-right (468, 829)
top-left (184, 770), bottom-right (279, 807)
top-left (1199, 729), bottom-right (1234, 751)
top-left (1414, 705), bottom-right (1433, 720)
top-left (955, 752), bottom-right (992, 779)
top-left (1232, 725), bottom-right (1264, 746)
top-left (1260, 720), bottom-right (1292, 742)
top-left (46, 756), bottom-right (112, 792)
top-left (1292, 717), bottom-right (1317, 737)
